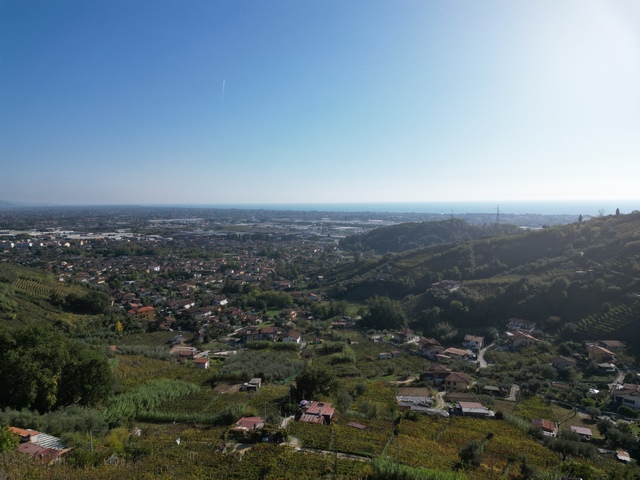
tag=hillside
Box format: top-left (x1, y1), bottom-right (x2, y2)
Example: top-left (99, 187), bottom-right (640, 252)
top-left (340, 218), bottom-right (522, 254)
top-left (326, 212), bottom-right (640, 350)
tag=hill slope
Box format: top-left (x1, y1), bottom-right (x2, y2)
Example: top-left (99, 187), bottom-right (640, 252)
top-left (327, 212), bottom-right (640, 348)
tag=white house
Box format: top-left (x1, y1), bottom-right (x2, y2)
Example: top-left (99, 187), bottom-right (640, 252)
top-left (462, 334), bottom-right (484, 350)
top-left (612, 384), bottom-right (640, 410)
top-left (282, 330), bottom-right (302, 343)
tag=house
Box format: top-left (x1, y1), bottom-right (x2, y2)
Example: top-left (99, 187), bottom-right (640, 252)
top-left (550, 355), bottom-right (577, 370)
top-left (233, 417), bottom-right (265, 432)
top-left (587, 344), bottom-right (615, 363)
top-left (379, 352), bottom-right (392, 360)
top-left (418, 338), bottom-right (445, 359)
top-left (456, 401), bottom-right (494, 418)
top-left (443, 347), bottom-right (472, 361)
top-left (444, 372), bottom-right (472, 391)
top-left (421, 364), bottom-right (452, 386)
top-left (282, 330), bottom-right (302, 343)
top-left (244, 327), bottom-right (279, 342)
top-left (611, 384), bottom-right (640, 409)
top-left (598, 340), bottom-right (625, 353)
top-left (462, 334), bottom-right (484, 350)
top-left (299, 401), bottom-right (335, 424)
top-left (507, 330), bottom-right (540, 349)
top-left (127, 305), bottom-right (156, 321)
top-left (532, 418), bottom-right (558, 437)
top-left (396, 395), bottom-right (434, 414)
top-left (393, 328), bottom-right (418, 344)
top-left (170, 346), bottom-right (199, 358)
top-left (596, 362), bottom-right (617, 373)
top-left (507, 318), bottom-right (537, 333)
top-left (10, 427), bottom-right (68, 463)
top-left (570, 426), bottom-right (593, 441)
top-left (194, 357), bottom-right (209, 369)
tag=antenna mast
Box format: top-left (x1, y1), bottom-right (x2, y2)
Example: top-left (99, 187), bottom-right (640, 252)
top-left (495, 204), bottom-right (500, 225)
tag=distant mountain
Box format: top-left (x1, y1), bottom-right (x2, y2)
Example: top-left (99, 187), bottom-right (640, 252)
top-left (0, 200), bottom-right (56, 208)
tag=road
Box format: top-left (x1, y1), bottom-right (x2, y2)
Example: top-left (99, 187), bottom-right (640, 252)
top-left (477, 342), bottom-right (494, 369)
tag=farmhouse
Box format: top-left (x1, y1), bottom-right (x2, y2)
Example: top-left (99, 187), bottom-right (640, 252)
top-left (169, 346), bottom-right (199, 358)
top-left (194, 357), bottom-right (209, 369)
top-left (532, 419), bottom-right (558, 437)
top-left (443, 347), bottom-right (472, 361)
top-left (444, 372), bottom-right (472, 391)
top-left (10, 427), bottom-right (69, 463)
top-left (299, 401), bottom-right (335, 424)
top-left (456, 401), bottom-right (494, 418)
top-left (233, 417), bottom-right (265, 432)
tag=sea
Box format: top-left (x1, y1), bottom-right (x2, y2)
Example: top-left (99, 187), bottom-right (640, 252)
top-left (182, 200), bottom-right (640, 217)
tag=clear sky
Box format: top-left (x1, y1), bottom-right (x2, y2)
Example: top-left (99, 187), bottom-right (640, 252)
top-left (1, 0), bottom-right (639, 206)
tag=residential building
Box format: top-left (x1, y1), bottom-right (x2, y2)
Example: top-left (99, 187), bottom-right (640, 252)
top-left (611, 384), bottom-right (640, 409)
top-left (462, 334), bottom-right (484, 350)
top-left (507, 330), bottom-right (540, 349)
top-left (532, 419), bottom-right (558, 437)
top-left (299, 401), bottom-right (335, 424)
top-left (444, 372), bottom-right (472, 391)
top-left (233, 417), bottom-right (265, 432)
top-left (550, 355), bottom-right (577, 370)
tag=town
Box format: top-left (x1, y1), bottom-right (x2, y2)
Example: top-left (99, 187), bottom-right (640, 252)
top-left (1, 206), bottom-right (639, 479)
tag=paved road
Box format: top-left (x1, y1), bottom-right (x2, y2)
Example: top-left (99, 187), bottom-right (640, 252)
top-left (477, 342), bottom-right (494, 369)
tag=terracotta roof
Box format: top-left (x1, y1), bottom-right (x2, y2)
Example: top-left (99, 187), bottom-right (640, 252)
top-left (234, 417), bottom-right (265, 431)
top-left (532, 418), bottom-right (557, 432)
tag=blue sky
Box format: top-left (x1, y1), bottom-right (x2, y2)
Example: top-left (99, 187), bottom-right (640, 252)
top-left (1, 0), bottom-right (639, 206)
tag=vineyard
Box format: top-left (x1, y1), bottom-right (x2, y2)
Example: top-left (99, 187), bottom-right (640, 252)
top-left (12, 277), bottom-right (85, 299)
top-left (576, 300), bottom-right (640, 340)
top-left (389, 415), bottom-right (558, 479)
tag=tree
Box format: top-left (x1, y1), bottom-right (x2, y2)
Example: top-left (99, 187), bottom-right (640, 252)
top-left (336, 389), bottom-right (353, 413)
top-left (0, 424), bottom-right (19, 453)
top-left (294, 366), bottom-right (338, 401)
top-left (585, 406), bottom-right (601, 421)
top-left (0, 326), bottom-right (112, 413)
top-left (361, 296), bottom-right (407, 331)
top-left (459, 440), bottom-right (483, 467)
